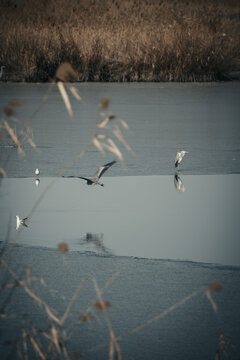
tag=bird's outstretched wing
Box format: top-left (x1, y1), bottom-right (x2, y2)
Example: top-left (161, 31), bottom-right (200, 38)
top-left (78, 176), bottom-right (94, 184)
top-left (94, 160), bottom-right (117, 179)
top-left (62, 175), bottom-right (93, 184)
top-left (22, 218), bottom-right (28, 227)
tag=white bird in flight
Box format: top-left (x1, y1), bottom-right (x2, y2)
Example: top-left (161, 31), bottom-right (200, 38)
top-left (175, 150), bottom-right (188, 169)
top-left (35, 168), bottom-right (40, 176)
top-left (16, 215), bottom-right (28, 230)
top-left (64, 160), bottom-right (116, 186)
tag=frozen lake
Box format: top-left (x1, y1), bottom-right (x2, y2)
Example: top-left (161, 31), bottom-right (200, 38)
top-left (1, 174), bottom-right (240, 266)
top-left (0, 82), bottom-right (240, 177)
top-left (0, 82), bottom-right (240, 359)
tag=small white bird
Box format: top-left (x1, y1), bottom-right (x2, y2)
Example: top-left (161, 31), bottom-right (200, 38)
top-left (174, 173), bottom-right (185, 192)
top-left (174, 150), bottom-right (188, 169)
top-left (35, 168), bottom-right (40, 176)
top-left (35, 178), bottom-right (40, 187)
top-left (16, 215), bottom-right (28, 230)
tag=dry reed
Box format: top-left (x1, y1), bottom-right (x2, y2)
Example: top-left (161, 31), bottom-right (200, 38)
top-left (0, 0), bottom-right (239, 82)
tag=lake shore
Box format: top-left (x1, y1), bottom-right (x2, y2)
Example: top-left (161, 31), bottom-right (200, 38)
top-left (0, 0), bottom-right (239, 82)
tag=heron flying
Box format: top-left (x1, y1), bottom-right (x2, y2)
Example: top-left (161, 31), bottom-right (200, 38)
top-left (64, 160), bottom-right (116, 186)
top-left (175, 150), bottom-right (188, 169)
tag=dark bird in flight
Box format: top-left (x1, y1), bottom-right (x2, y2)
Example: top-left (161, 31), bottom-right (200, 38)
top-left (64, 160), bottom-right (116, 186)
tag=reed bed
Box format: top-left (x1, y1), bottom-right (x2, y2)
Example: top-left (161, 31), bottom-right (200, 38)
top-left (0, 0), bottom-right (239, 82)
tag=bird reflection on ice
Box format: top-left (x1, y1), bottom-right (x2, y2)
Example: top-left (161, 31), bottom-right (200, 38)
top-left (79, 233), bottom-right (113, 255)
top-left (174, 173), bottom-right (185, 193)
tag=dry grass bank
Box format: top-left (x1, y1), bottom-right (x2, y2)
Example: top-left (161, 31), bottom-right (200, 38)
top-left (0, 0), bottom-right (239, 82)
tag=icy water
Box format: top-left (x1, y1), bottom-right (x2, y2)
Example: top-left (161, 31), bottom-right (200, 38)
top-left (0, 82), bottom-right (240, 176)
top-left (0, 82), bottom-right (240, 359)
top-left (1, 175), bottom-right (240, 266)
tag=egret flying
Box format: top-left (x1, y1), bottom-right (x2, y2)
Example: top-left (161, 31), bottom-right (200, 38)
top-left (175, 150), bottom-right (188, 169)
top-left (64, 160), bottom-right (116, 186)
top-left (16, 215), bottom-right (28, 230)
top-left (35, 168), bottom-right (40, 176)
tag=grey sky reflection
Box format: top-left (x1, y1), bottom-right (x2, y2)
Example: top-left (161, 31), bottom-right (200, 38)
top-left (0, 175), bottom-right (239, 266)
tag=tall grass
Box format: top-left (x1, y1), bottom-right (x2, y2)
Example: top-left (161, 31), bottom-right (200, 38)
top-left (0, 0), bottom-right (239, 82)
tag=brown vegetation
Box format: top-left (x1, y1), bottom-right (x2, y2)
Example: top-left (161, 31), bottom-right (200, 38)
top-left (0, 0), bottom-right (239, 82)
